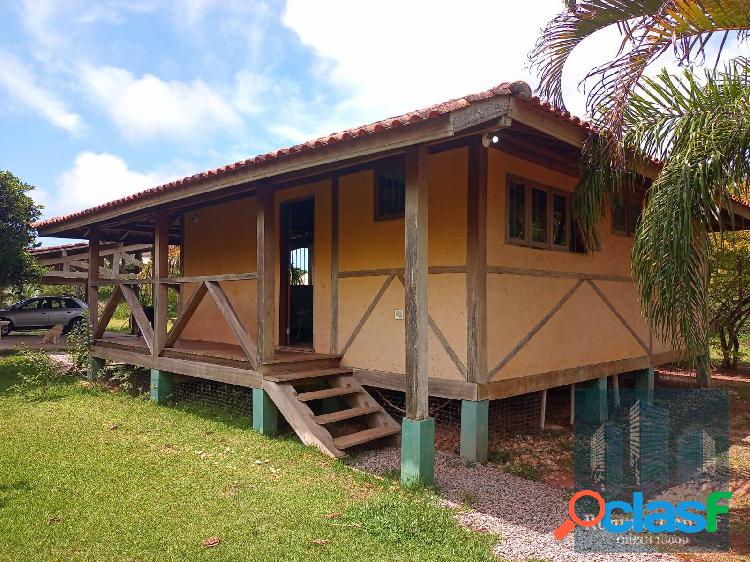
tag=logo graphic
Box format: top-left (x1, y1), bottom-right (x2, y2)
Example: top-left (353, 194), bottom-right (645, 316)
top-left (568, 387), bottom-right (729, 553)
top-left (554, 489), bottom-right (732, 540)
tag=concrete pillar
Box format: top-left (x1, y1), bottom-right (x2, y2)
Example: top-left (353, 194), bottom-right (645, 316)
top-left (460, 400), bottom-right (489, 464)
top-left (634, 367), bottom-right (654, 404)
top-left (401, 417), bottom-right (435, 485)
top-left (582, 376), bottom-right (608, 425)
top-left (88, 356), bottom-right (105, 381)
top-left (149, 369), bottom-right (173, 404)
top-left (252, 388), bottom-right (278, 436)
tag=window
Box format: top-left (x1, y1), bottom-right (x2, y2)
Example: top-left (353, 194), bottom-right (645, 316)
top-left (508, 181), bottom-right (525, 241)
top-left (506, 176), bottom-right (572, 251)
top-left (374, 164), bottom-right (406, 221)
top-left (64, 298), bottom-right (81, 309)
top-left (612, 191), bottom-right (644, 237)
top-left (19, 299), bottom-right (39, 310)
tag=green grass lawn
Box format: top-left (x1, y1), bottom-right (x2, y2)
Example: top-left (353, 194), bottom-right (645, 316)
top-left (0, 354), bottom-right (496, 561)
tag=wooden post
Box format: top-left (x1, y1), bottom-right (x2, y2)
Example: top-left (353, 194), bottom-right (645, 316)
top-left (330, 177), bottom-right (339, 355)
top-left (540, 389), bottom-right (547, 431)
top-left (611, 373), bottom-right (621, 408)
top-left (569, 383), bottom-right (575, 426)
top-left (401, 145), bottom-right (434, 486)
top-left (460, 400), bottom-right (489, 464)
top-left (466, 141), bottom-right (488, 384)
top-left (88, 227), bottom-right (100, 335)
top-left (256, 186), bottom-right (275, 369)
top-left (153, 210), bottom-right (169, 355)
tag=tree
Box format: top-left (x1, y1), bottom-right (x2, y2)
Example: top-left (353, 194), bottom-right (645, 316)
top-left (529, 2), bottom-right (750, 385)
top-left (0, 171), bottom-right (42, 298)
top-left (709, 232), bottom-right (750, 369)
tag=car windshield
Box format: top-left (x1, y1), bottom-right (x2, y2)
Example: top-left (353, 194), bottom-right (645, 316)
top-left (9, 300), bottom-right (28, 310)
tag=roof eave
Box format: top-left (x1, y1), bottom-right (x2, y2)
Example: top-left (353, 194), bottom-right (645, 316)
top-left (37, 95), bottom-right (523, 238)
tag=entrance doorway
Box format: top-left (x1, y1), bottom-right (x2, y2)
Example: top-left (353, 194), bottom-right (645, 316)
top-left (279, 198), bottom-right (314, 348)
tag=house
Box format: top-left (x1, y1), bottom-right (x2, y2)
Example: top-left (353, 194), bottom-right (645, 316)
top-left (36, 81), bottom-right (742, 484)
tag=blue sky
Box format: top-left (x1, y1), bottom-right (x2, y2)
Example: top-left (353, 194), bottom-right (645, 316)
top-left (0, 0), bottom-right (685, 246)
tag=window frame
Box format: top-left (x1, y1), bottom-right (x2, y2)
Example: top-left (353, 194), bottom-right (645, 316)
top-left (373, 159), bottom-right (406, 222)
top-left (611, 190), bottom-right (645, 237)
top-left (505, 174), bottom-right (572, 252)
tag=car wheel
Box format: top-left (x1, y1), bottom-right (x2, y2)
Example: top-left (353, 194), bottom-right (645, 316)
top-left (63, 317), bottom-right (82, 335)
top-left (1, 320), bottom-right (13, 337)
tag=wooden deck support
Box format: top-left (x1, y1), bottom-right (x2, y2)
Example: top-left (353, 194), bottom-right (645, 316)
top-left (634, 367), bottom-right (654, 404)
top-left (466, 140), bottom-right (488, 385)
top-left (253, 387), bottom-right (278, 436)
top-left (256, 186), bottom-right (275, 369)
top-left (460, 400), bottom-right (489, 464)
top-left (580, 376), bottom-right (608, 425)
top-left (150, 369), bottom-right (173, 404)
top-left (153, 210), bottom-right (170, 355)
top-left (88, 356), bottom-right (105, 381)
top-left (401, 145), bottom-right (434, 485)
top-left (88, 227), bottom-right (100, 333)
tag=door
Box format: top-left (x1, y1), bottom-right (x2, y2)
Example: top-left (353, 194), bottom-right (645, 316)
top-left (280, 198), bottom-right (315, 348)
top-left (48, 298), bottom-right (72, 325)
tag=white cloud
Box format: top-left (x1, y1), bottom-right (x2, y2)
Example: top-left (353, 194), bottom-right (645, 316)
top-left (281, 0), bottom-right (630, 123)
top-left (0, 49), bottom-right (83, 134)
top-left (80, 65), bottom-right (246, 142)
top-left (57, 152), bottom-right (188, 209)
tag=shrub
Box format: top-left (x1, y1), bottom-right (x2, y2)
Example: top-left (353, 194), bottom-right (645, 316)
top-left (66, 310), bottom-right (92, 374)
top-left (9, 346), bottom-right (63, 401)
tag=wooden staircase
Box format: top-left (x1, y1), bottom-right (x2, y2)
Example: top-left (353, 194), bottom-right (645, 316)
top-left (262, 356), bottom-right (400, 458)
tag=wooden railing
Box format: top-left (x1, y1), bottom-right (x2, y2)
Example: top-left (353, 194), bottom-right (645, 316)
top-left (94, 273), bottom-right (259, 368)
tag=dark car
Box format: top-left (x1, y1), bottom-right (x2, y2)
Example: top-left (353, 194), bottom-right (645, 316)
top-left (0, 296), bottom-right (88, 336)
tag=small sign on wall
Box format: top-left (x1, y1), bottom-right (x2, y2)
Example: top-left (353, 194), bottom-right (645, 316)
top-left (394, 309), bottom-right (404, 320)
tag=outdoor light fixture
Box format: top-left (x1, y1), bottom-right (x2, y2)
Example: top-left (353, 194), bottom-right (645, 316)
top-left (481, 133), bottom-right (501, 148)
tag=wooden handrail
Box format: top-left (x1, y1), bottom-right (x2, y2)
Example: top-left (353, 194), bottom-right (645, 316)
top-left (159, 273), bottom-right (258, 283)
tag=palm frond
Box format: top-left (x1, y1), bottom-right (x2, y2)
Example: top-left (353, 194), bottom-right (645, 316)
top-left (629, 62), bottom-right (750, 356)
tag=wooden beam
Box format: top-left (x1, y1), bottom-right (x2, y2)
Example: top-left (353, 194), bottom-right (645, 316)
top-left (120, 284), bottom-right (155, 353)
top-left (206, 280), bottom-right (258, 368)
top-left (330, 177), bottom-right (339, 355)
top-left (404, 145), bottom-right (429, 421)
top-left (94, 286), bottom-right (123, 339)
top-left (466, 140), bottom-right (488, 384)
top-left (159, 272), bottom-right (258, 283)
top-left (162, 282), bottom-right (208, 350)
top-left (153, 210), bottom-right (169, 355)
top-left (88, 228), bottom-right (100, 334)
top-left (256, 187), bottom-right (275, 368)
top-left (39, 115), bottom-right (456, 235)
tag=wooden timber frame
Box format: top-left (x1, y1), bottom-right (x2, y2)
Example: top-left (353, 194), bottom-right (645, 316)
top-left (40, 88), bottom-right (706, 420)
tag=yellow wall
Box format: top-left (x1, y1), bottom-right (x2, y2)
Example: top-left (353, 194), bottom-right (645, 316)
top-left (181, 197), bottom-right (257, 344)
top-left (337, 148), bottom-right (468, 380)
top-left (485, 149), bottom-right (660, 381)
top-left (178, 144), bottom-right (666, 384)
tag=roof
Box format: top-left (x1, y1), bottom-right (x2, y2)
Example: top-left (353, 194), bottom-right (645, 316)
top-left (30, 242), bottom-right (89, 255)
top-left (35, 80), bottom-right (598, 233)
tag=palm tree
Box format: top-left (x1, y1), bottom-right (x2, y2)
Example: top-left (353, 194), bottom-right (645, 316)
top-left (529, 2), bottom-right (750, 385)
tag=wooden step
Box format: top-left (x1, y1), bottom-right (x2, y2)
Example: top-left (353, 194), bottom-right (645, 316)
top-left (264, 354), bottom-right (342, 373)
top-left (313, 405), bottom-right (381, 424)
top-left (265, 368), bottom-right (351, 383)
top-left (333, 426), bottom-right (400, 449)
top-left (295, 386), bottom-right (360, 402)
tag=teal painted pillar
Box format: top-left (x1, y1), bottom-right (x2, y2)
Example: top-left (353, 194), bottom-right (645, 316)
top-left (634, 367), bottom-right (655, 404)
top-left (582, 376), bottom-right (608, 425)
top-left (150, 369), bottom-right (173, 404)
top-left (401, 417), bottom-right (435, 486)
top-left (253, 388), bottom-right (279, 436)
top-left (88, 356), bottom-right (105, 381)
top-left (460, 400), bottom-right (489, 464)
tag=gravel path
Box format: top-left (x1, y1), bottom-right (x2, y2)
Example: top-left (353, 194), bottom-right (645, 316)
top-left (353, 447), bottom-right (680, 562)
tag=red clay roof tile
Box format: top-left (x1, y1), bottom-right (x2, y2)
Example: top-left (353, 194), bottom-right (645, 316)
top-left (35, 80), bottom-right (600, 231)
